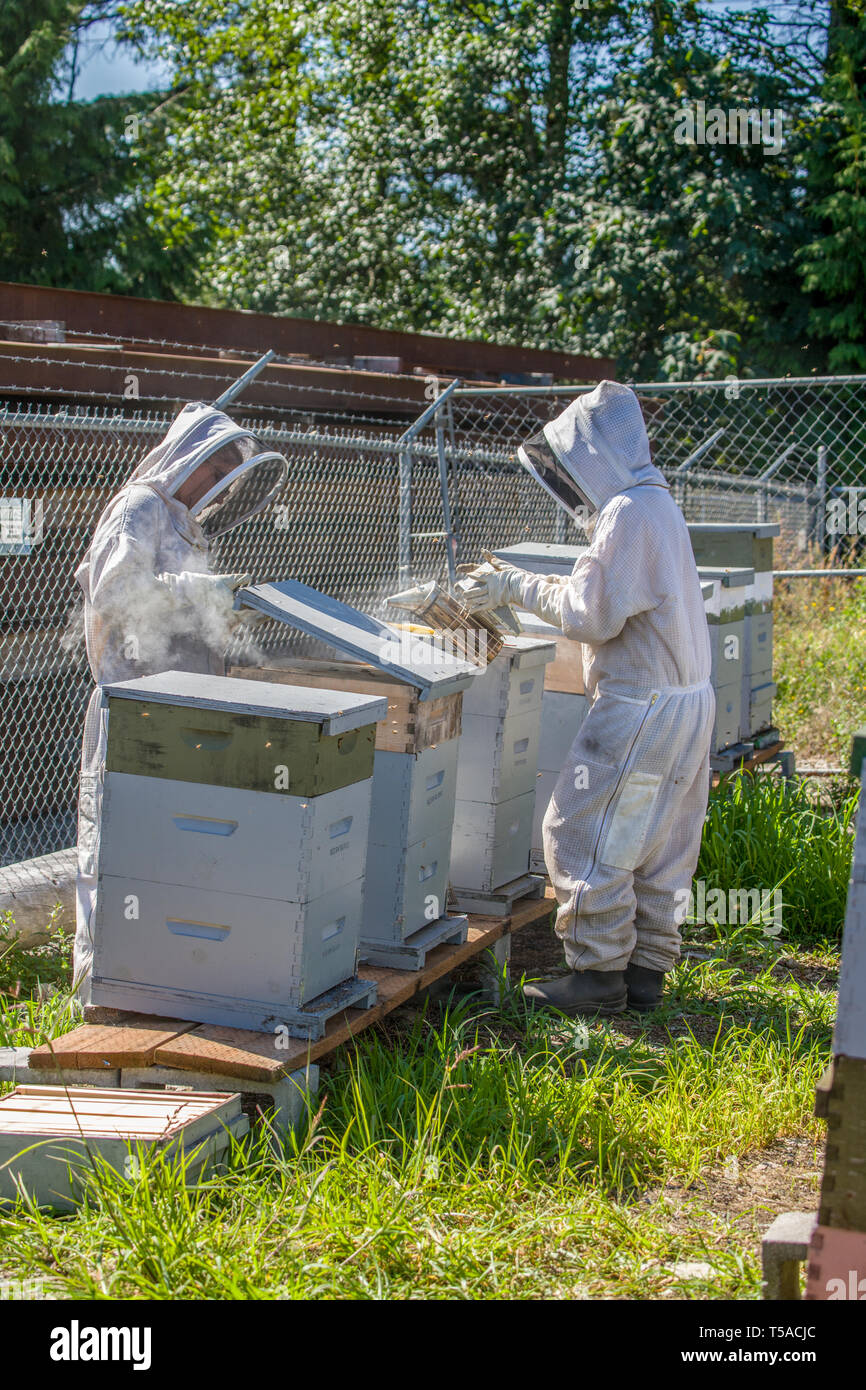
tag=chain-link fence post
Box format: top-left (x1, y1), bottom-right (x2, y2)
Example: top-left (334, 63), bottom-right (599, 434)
top-left (815, 444), bottom-right (828, 554)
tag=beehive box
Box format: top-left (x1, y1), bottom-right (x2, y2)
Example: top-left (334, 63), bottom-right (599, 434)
top-left (451, 637), bottom-right (555, 893)
top-left (698, 566), bottom-right (752, 691)
top-left (690, 524), bottom-right (777, 741)
top-left (530, 689), bottom-right (590, 873)
top-left (227, 579), bottom-right (476, 958)
top-left (505, 610), bottom-right (588, 873)
top-left (688, 522), bottom-right (779, 574)
top-left (235, 658), bottom-right (463, 755)
top-left (0, 1086), bottom-right (248, 1212)
top-left (749, 681), bottom-right (776, 736)
top-left (239, 663), bottom-right (465, 948)
top-left (91, 672), bottom-right (388, 1029)
top-left (493, 545), bottom-right (587, 696)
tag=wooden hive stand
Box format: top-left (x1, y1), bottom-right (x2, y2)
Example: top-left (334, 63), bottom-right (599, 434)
top-left (3, 893), bottom-right (556, 1128)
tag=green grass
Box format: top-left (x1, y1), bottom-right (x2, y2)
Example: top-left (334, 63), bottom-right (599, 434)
top-left (0, 953), bottom-right (834, 1300)
top-left (774, 569), bottom-right (866, 767)
top-left (1, 582), bottom-right (859, 1299)
top-left (695, 772), bottom-right (856, 946)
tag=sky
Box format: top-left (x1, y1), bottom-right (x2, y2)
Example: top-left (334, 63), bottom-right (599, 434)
top-left (70, 19), bottom-right (171, 101)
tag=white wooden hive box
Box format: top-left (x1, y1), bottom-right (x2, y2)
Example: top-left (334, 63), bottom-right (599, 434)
top-left (0, 1086), bottom-right (248, 1212)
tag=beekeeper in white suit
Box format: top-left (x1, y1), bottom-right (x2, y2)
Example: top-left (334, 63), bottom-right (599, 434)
top-left (461, 381), bottom-right (714, 1017)
top-left (72, 402), bottom-right (289, 997)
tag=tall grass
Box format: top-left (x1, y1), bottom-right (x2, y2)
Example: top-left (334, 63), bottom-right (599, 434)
top-left (773, 567), bottom-right (866, 766)
top-left (696, 772), bottom-right (856, 944)
top-left (0, 990), bottom-right (830, 1300)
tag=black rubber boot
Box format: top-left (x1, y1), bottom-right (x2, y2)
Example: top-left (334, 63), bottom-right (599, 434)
top-left (625, 963), bottom-right (665, 1013)
top-left (523, 969), bottom-right (627, 1017)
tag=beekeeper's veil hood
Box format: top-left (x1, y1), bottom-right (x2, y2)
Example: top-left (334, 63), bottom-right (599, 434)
top-left (517, 380), bottom-right (667, 520)
top-left (127, 402), bottom-right (288, 538)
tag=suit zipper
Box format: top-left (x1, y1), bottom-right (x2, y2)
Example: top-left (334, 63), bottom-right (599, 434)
top-left (574, 692), bottom-right (659, 916)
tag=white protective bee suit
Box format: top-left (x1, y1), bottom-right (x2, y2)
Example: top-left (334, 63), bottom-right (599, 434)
top-left (72, 402), bottom-right (289, 995)
top-left (508, 381), bottom-right (714, 975)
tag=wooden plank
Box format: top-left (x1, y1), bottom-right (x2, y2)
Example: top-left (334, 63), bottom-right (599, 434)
top-left (543, 635), bottom-right (585, 696)
top-left (817, 1053), bottom-right (866, 1234)
top-left (154, 1025), bottom-right (304, 1083)
top-left (153, 891), bottom-right (555, 1079)
top-left (28, 1017), bottom-right (197, 1070)
top-left (63, 892), bottom-right (555, 1082)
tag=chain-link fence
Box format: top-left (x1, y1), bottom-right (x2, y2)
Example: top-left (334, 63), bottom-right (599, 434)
top-left (3, 374), bottom-right (865, 865)
top-left (402, 377), bottom-right (866, 578)
top-left (0, 394), bottom-right (443, 864)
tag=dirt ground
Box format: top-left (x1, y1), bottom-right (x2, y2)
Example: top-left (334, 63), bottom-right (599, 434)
top-left (644, 1133), bottom-right (822, 1235)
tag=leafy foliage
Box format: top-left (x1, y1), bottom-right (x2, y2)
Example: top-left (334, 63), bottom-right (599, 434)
top-left (0, 0), bottom-right (185, 294)
top-left (120, 0), bottom-right (832, 376)
top-left (2, 1), bottom-right (863, 375)
top-left (801, 0), bottom-right (866, 372)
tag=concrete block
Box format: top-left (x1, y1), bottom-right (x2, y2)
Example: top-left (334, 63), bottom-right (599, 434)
top-left (479, 932), bottom-right (511, 1005)
top-left (0, 847), bottom-right (77, 940)
top-left (761, 1211), bottom-right (816, 1300)
top-left (120, 1063), bottom-right (319, 1131)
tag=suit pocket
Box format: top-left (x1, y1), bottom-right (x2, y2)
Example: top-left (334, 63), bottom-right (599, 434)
top-left (600, 771), bottom-right (663, 871)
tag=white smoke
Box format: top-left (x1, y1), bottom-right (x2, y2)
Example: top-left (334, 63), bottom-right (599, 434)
top-left (83, 554), bottom-right (259, 682)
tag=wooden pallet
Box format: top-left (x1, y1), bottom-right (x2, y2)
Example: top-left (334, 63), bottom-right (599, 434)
top-left (27, 892), bottom-right (555, 1085)
top-left (359, 914), bottom-right (468, 969)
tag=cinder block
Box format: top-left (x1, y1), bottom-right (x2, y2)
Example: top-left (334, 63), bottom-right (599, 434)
top-left (119, 1064), bottom-right (319, 1131)
top-left (762, 1210), bottom-right (815, 1300)
top-left (0, 1048), bottom-right (121, 1088)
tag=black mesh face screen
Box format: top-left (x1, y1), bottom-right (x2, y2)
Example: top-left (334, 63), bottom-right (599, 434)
top-left (197, 454), bottom-right (288, 537)
top-left (518, 433), bottom-right (594, 516)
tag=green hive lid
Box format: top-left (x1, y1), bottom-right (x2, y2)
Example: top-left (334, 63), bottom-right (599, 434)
top-left (104, 671), bottom-right (389, 736)
top-left (688, 523), bottom-right (780, 539)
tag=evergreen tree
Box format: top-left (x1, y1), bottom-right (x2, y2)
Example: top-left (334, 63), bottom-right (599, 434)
top-left (0, 0), bottom-right (182, 294)
top-left (800, 0), bottom-right (866, 372)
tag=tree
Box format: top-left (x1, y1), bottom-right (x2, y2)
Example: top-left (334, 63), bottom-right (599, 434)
top-left (800, 0), bottom-right (866, 372)
top-left (122, 0), bottom-right (826, 376)
top-left (568, 2), bottom-right (818, 378)
top-left (0, 0), bottom-right (182, 295)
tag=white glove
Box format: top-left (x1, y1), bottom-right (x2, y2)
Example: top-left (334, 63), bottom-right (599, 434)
top-left (456, 554), bottom-right (527, 613)
top-left (158, 571), bottom-right (251, 604)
